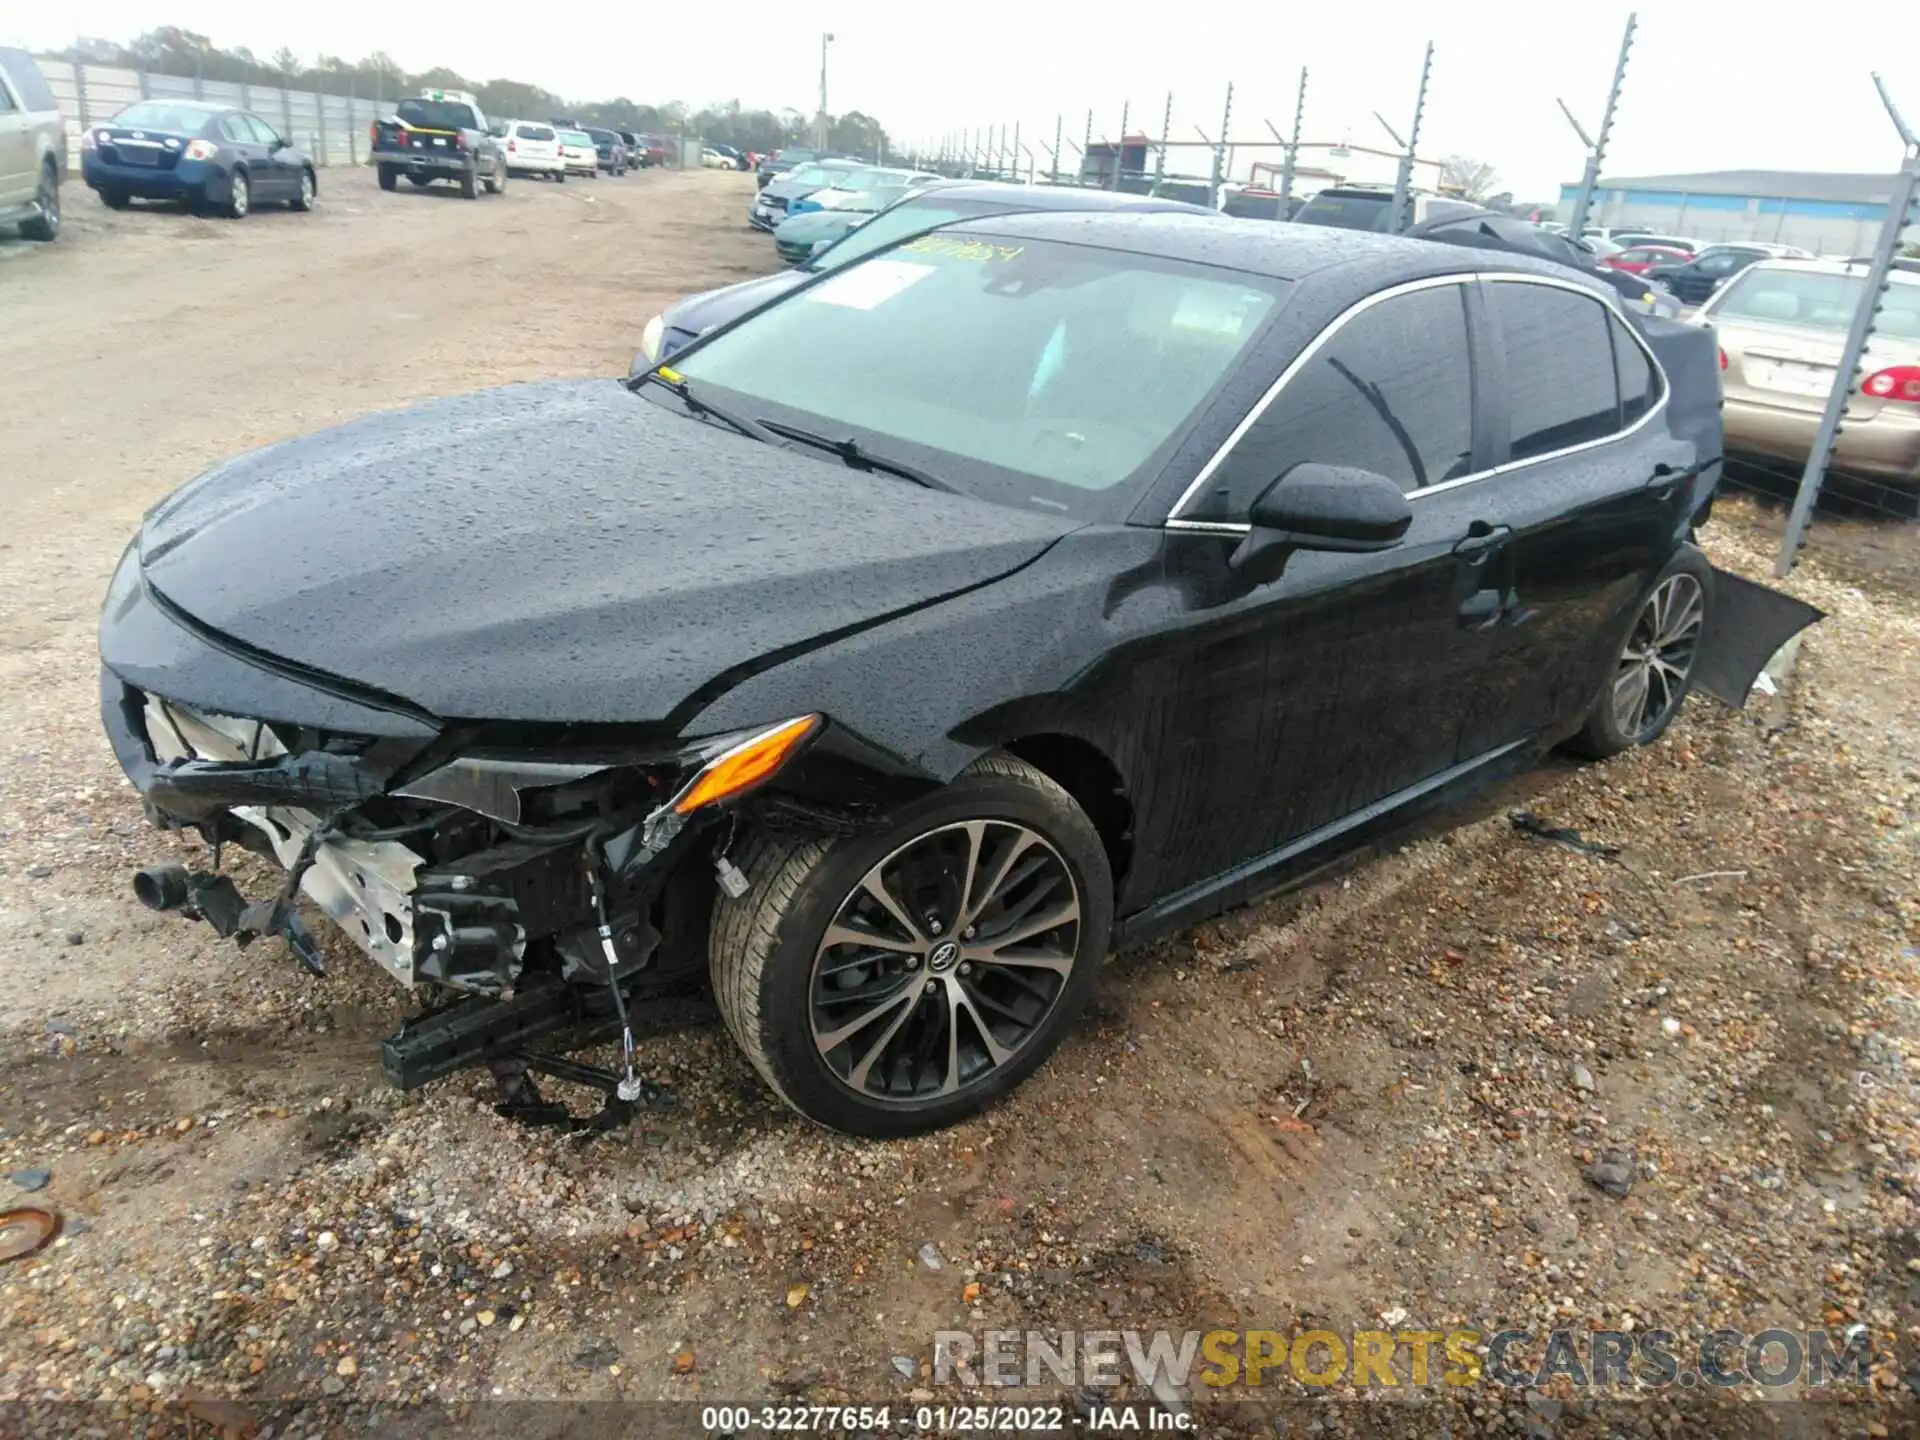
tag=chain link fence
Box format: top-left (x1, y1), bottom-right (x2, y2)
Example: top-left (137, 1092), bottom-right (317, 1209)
top-left (33, 56), bottom-right (392, 172)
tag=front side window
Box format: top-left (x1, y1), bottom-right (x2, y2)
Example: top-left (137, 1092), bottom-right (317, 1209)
top-left (1492, 282), bottom-right (1621, 462)
top-left (667, 235), bottom-right (1287, 519)
top-left (1192, 283), bottom-right (1475, 518)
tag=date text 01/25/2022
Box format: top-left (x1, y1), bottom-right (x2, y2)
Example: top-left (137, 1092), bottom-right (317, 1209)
top-left (698, 1404), bottom-right (1184, 1432)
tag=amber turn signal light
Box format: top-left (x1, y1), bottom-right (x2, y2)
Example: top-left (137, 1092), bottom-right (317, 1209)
top-left (674, 715), bottom-right (822, 815)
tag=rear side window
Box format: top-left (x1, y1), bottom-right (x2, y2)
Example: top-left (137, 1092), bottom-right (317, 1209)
top-left (1611, 315), bottom-right (1661, 426)
top-left (218, 114), bottom-right (253, 143)
top-left (1491, 282), bottom-right (1619, 462)
top-left (1198, 282), bottom-right (1475, 516)
top-left (0, 51), bottom-right (58, 112)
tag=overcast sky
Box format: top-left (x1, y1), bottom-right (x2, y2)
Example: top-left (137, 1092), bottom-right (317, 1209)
top-left (9, 0), bottom-right (1917, 197)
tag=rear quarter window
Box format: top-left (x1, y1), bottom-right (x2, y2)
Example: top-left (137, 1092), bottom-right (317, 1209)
top-left (1490, 281), bottom-right (1622, 461)
top-left (0, 50), bottom-right (58, 112)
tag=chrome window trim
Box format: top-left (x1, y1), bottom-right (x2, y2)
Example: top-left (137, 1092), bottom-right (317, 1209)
top-left (1164, 270), bottom-right (1673, 529)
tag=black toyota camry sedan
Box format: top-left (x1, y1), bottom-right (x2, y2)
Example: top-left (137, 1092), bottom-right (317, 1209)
top-left (99, 213), bottom-right (1813, 1137)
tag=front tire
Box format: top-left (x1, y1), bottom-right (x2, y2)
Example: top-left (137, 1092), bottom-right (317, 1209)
top-left (290, 167), bottom-right (316, 211)
top-left (710, 753), bottom-right (1112, 1138)
top-left (1566, 549), bottom-right (1712, 759)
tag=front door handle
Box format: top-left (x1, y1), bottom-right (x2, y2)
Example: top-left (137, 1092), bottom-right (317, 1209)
top-left (1452, 522), bottom-right (1512, 562)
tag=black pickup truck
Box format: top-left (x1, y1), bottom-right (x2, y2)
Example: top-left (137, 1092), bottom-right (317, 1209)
top-left (370, 90), bottom-right (506, 198)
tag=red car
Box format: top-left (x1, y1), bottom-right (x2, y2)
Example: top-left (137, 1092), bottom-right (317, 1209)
top-left (1602, 244), bottom-right (1692, 276)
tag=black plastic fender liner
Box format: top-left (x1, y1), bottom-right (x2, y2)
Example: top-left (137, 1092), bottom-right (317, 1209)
top-left (1692, 566), bottom-right (1824, 709)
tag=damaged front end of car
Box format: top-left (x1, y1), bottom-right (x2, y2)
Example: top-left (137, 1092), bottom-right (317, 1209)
top-left (100, 656), bottom-right (847, 1115)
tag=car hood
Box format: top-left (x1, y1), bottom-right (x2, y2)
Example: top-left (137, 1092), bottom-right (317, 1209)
top-left (763, 175), bottom-right (835, 201)
top-left (135, 379), bottom-right (1075, 727)
top-left (776, 211), bottom-right (862, 240)
top-left (663, 271), bottom-right (808, 337)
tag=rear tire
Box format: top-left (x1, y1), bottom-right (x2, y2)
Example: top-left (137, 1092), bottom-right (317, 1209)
top-left (482, 157), bottom-right (504, 194)
top-left (225, 169), bottom-right (250, 219)
top-left (98, 186), bottom-right (131, 210)
top-left (20, 163), bottom-right (59, 240)
top-left (377, 165), bottom-right (398, 192)
top-left (458, 168), bottom-right (478, 199)
top-left (1565, 548), bottom-right (1713, 760)
top-left (555, 170), bottom-right (566, 183)
top-left (709, 753), bottom-right (1112, 1138)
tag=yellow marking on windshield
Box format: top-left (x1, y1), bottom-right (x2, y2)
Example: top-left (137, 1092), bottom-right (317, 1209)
top-left (657, 365), bottom-right (683, 384)
top-left (900, 235), bottom-right (1025, 263)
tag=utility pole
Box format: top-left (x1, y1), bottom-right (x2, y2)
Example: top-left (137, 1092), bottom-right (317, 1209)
top-left (1562, 12), bottom-right (1637, 239)
top-left (1383, 42), bottom-right (1433, 235)
top-left (1152, 90), bottom-right (1172, 196)
top-left (815, 32), bottom-right (834, 152)
top-left (1777, 73), bottom-right (1919, 577)
top-left (1281, 67), bottom-right (1307, 205)
top-left (1211, 82), bottom-right (1234, 208)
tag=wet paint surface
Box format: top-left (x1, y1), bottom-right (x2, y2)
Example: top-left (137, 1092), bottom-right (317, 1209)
top-left (133, 379), bottom-right (1073, 724)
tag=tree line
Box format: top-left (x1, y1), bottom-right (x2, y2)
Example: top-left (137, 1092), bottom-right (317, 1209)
top-left (54, 27), bottom-right (890, 157)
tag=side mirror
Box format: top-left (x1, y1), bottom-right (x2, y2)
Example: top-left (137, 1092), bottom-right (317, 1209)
top-left (1228, 463), bottom-right (1413, 584)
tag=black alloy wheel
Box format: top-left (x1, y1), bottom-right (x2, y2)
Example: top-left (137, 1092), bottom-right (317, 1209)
top-left (808, 819), bottom-right (1081, 1103)
top-left (1611, 572), bottom-right (1705, 742)
top-left (709, 753), bottom-right (1112, 1137)
top-left (1567, 551), bottom-right (1712, 759)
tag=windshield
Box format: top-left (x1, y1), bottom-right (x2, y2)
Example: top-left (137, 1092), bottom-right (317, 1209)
top-left (810, 197), bottom-right (1011, 271)
top-left (785, 164), bottom-right (838, 186)
top-left (1717, 268), bottom-right (1920, 336)
top-left (1291, 191), bottom-right (1392, 230)
top-left (111, 101), bottom-right (220, 133)
top-left (396, 99), bottom-right (478, 130)
top-left (667, 233), bottom-right (1286, 519)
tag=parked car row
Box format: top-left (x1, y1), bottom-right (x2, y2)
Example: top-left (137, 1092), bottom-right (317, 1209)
top-left (758, 164), bottom-right (945, 262)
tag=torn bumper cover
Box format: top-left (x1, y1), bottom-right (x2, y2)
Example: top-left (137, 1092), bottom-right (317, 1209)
top-left (100, 662), bottom-right (824, 1006)
top-left (1693, 566), bottom-right (1824, 709)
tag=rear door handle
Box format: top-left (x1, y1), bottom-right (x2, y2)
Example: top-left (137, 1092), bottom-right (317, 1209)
top-left (1452, 522), bottom-right (1512, 561)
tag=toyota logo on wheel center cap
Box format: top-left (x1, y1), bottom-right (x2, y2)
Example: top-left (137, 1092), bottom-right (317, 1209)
top-left (928, 939), bottom-right (961, 972)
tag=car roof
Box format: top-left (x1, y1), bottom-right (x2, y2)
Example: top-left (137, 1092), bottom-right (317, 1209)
top-left (907, 180), bottom-right (1212, 214)
top-left (1745, 256), bottom-right (1920, 284)
top-left (941, 209), bottom-right (1603, 287)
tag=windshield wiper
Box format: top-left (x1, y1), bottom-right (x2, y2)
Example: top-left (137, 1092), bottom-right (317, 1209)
top-left (631, 369), bottom-right (777, 445)
top-left (756, 420), bottom-right (960, 493)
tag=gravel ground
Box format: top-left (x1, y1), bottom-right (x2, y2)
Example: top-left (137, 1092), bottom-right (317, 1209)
top-left (2, 171), bottom-right (1918, 1437)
